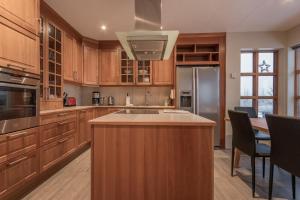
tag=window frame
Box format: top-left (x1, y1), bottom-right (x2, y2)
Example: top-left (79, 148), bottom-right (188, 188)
top-left (240, 50), bottom-right (279, 116)
top-left (294, 47), bottom-right (300, 116)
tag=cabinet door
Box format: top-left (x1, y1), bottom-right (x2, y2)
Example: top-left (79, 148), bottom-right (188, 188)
top-left (63, 32), bottom-right (74, 81)
top-left (0, 0), bottom-right (39, 34)
top-left (0, 162), bottom-right (6, 197)
top-left (153, 53), bottom-right (174, 85)
top-left (73, 39), bottom-right (82, 83)
top-left (136, 60), bottom-right (152, 85)
top-left (83, 45), bottom-right (98, 85)
top-left (60, 135), bottom-right (75, 158)
top-left (6, 150), bottom-right (39, 193)
top-left (78, 110), bottom-right (88, 146)
top-left (0, 21), bottom-right (39, 74)
top-left (99, 49), bottom-right (120, 85)
top-left (0, 135), bottom-right (7, 164)
top-left (39, 140), bottom-right (61, 172)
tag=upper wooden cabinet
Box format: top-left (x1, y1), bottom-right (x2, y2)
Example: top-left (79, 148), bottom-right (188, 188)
top-left (152, 52), bottom-right (174, 85)
top-left (39, 18), bottom-right (63, 101)
top-left (73, 39), bottom-right (83, 83)
top-left (0, 0), bottom-right (40, 74)
top-left (99, 49), bottom-right (120, 85)
top-left (63, 32), bottom-right (73, 81)
top-left (0, 0), bottom-right (39, 35)
top-left (63, 32), bottom-right (82, 83)
top-left (83, 43), bottom-right (98, 86)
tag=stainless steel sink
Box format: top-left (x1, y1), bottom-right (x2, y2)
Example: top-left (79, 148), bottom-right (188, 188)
top-left (116, 109), bottom-right (159, 114)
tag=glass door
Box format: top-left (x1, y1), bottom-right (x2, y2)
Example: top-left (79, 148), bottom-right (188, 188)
top-left (136, 60), bottom-right (152, 85)
top-left (46, 22), bottom-right (63, 100)
top-left (120, 50), bottom-right (135, 85)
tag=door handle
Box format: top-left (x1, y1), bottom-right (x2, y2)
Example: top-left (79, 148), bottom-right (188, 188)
top-left (7, 156), bottom-right (28, 166)
top-left (8, 131), bottom-right (28, 138)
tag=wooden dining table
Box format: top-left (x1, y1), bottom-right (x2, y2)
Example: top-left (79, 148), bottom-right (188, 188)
top-left (225, 118), bottom-right (269, 167)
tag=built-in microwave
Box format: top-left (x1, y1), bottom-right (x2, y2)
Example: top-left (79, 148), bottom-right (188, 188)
top-left (0, 67), bottom-right (40, 134)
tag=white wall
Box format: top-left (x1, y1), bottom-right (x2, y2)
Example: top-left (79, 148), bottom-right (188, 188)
top-left (225, 31), bottom-right (288, 148)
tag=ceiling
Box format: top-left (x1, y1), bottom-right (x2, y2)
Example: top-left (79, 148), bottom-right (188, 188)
top-left (45, 0), bottom-right (300, 40)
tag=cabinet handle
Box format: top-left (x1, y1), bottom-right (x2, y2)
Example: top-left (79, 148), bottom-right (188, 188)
top-left (7, 64), bottom-right (25, 71)
top-left (58, 113), bottom-right (68, 116)
top-left (38, 17), bottom-right (42, 34)
top-left (58, 122), bottom-right (68, 126)
top-left (7, 156), bottom-right (28, 166)
top-left (80, 110), bottom-right (87, 112)
top-left (58, 138), bottom-right (68, 143)
top-left (8, 131), bottom-right (28, 138)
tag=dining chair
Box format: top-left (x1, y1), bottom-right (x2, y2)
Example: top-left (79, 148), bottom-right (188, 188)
top-left (228, 110), bottom-right (271, 197)
top-left (234, 106), bottom-right (271, 142)
top-left (266, 114), bottom-right (300, 200)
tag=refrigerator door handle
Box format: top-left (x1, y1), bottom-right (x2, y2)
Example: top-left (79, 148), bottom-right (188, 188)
top-left (192, 68), bottom-right (197, 114)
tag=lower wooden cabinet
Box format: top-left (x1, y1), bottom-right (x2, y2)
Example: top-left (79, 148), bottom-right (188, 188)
top-left (78, 109), bottom-right (94, 146)
top-left (39, 135), bottom-right (75, 172)
top-left (0, 150), bottom-right (39, 197)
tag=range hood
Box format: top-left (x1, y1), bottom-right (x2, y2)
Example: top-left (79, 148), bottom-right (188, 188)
top-left (116, 0), bottom-right (179, 61)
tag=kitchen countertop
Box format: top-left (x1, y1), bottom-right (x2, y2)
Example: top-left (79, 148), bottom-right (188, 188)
top-left (89, 110), bottom-right (216, 126)
top-left (40, 105), bottom-right (176, 115)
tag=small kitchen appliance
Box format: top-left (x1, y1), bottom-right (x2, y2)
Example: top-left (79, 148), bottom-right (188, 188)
top-left (108, 96), bottom-right (115, 105)
top-left (92, 91), bottom-right (100, 106)
top-left (64, 93), bottom-right (77, 107)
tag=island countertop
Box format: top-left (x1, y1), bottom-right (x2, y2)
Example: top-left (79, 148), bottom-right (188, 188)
top-left (89, 109), bottom-right (216, 126)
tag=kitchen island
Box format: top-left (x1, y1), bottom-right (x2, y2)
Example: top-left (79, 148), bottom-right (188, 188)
top-left (89, 110), bottom-right (215, 200)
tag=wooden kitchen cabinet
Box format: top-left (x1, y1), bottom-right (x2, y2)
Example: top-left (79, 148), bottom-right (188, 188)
top-left (153, 52), bottom-right (174, 85)
top-left (7, 127), bottom-right (39, 159)
top-left (99, 49), bottom-right (120, 85)
top-left (83, 43), bottom-right (98, 85)
top-left (0, 0), bottom-right (39, 35)
top-left (72, 39), bottom-right (83, 83)
top-left (4, 150), bottom-right (39, 195)
top-left (63, 32), bottom-right (74, 81)
top-left (77, 109), bottom-right (94, 146)
top-left (0, 21), bottom-right (39, 74)
top-left (63, 32), bottom-right (83, 83)
top-left (0, 0), bottom-right (39, 74)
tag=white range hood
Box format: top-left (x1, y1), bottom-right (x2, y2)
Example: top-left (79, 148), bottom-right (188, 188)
top-left (116, 0), bottom-right (179, 61)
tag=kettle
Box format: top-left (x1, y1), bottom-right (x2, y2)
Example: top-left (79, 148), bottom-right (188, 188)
top-left (108, 96), bottom-right (115, 105)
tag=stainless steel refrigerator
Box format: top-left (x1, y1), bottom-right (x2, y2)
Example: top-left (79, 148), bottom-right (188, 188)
top-left (177, 66), bottom-right (220, 146)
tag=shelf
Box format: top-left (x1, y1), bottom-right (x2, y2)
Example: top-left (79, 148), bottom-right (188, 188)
top-left (176, 61), bottom-right (220, 66)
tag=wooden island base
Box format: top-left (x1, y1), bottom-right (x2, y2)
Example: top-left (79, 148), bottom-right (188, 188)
top-left (91, 125), bottom-right (214, 200)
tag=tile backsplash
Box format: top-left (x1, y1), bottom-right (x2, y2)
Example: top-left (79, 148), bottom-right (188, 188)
top-left (64, 83), bottom-right (173, 106)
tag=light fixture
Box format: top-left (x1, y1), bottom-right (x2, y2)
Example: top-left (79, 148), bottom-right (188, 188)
top-left (101, 25), bottom-right (107, 31)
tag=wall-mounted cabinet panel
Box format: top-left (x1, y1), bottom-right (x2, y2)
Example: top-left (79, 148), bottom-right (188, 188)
top-left (73, 39), bottom-right (83, 83)
top-left (0, 21), bottom-right (39, 74)
top-left (153, 52), bottom-right (174, 85)
top-left (83, 44), bottom-right (98, 85)
top-left (0, 0), bottom-right (39, 35)
top-left (63, 32), bottom-right (74, 81)
top-left (99, 49), bottom-right (120, 85)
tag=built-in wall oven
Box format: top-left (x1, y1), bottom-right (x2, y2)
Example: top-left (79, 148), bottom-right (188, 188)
top-left (0, 67), bottom-right (40, 134)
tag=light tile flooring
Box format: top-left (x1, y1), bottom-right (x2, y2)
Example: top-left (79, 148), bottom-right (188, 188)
top-left (22, 149), bottom-right (299, 200)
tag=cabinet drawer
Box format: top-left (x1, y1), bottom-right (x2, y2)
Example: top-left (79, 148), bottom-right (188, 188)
top-left (7, 127), bottom-right (39, 159)
top-left (57, 118), bottom-right (76, 137)
top-left (40, 111), bottom-right (77, 125)
top-left (1, 150), bottom-right (39, 196)
top-left (39, 139), bottom-right (62, 172)
top-left (39, 135), bottom-right (75, 172)
top-left (60, 135), bottom-right (76, 158)
top-left (40, 123), bottom-right (59, 146)
top-left (0, 18), bottom-right (39, 74)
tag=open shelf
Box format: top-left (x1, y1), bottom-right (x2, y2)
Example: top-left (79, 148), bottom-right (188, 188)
top-left (176, 43), bottom-right (220, 65)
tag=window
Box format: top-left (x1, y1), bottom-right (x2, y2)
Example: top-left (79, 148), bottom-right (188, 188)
top-left (240, 51), bottom-right (278, 117)
top-left (294, 48), bottom-right (300, 116)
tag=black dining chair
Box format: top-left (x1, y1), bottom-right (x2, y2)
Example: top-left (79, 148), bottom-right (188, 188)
top-left (266, 114), bottom-right (300, 200)
top-left (234, 106), bottom-right (271, 142)
top-left (228, 110), bottom-right (271, 197)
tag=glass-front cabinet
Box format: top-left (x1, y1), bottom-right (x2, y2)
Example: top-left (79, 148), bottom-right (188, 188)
top-left (120, 50), bottom-right (135, 85)
top-left (120, 50), bottom-right (152, 85)
top-left (136, 60), bottom-right (152, 85)
top-left (39, 17), bottom-right (63, 101)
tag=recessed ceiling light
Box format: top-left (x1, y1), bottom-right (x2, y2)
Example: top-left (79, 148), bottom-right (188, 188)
top-left (101, 25), bottom-right (107, 31)
top-left (282, 0), bottom-right (293, 4)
